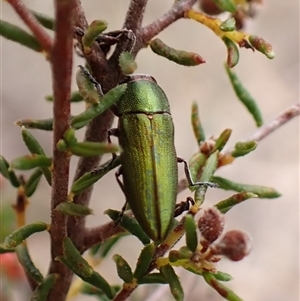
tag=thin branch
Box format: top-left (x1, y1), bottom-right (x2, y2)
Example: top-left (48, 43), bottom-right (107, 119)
top-left (83, 222), bottom-right (126, 251)
top-left (6, 0), bottom-right (52, 54)
top-left (113, 287), bottom-right (136, 301)
top-left (243, 103), bottom-right (299, 142)
top-left (109, 1), bottom-right (148, 73)
top-left (68, 0), bottom-right (120, 254)
top-left (140, 0), bottom-right (197, 47)
top-left (177, 102), bottom-right (300, 194)
top-left (67, 111), bottom-right (114, 253)
top-left (47, 1), bottom-right (78, 301)
top-left (123, 0), bottom-right (148, 31)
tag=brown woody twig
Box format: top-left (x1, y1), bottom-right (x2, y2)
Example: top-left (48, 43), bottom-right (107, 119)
top-left (47, 1), bottom-right (78, 301)
top-left (7, 0), bottom-right (52, 54)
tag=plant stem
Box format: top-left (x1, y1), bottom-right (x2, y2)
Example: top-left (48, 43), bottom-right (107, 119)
top-left (244, 102), bottom-right (300, 142)
top-left (83, 222), bottom-right (126, 251)
top-left (47, 1), bottom-right (77, 300)
top-left (140, 0), bottom-right (197, 47)
top-left (6, 0), bottom-right (52, 54)
top-left (123, 0), bottom-right (148, 31)
top-left (177, 102), bottom-right (300, 193)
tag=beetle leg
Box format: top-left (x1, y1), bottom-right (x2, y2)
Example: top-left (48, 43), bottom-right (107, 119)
top-left (91, 155), bottom-right (120, 176)
top-left (113, 200), bottom-right (129, 228)
top-left (113, 166), bottom-right (129, 227)
top-left (177, 157), bottom-right (219, 188)
top-left (115, 166), bottom-right (125, 193)
top-left (108, 128), bottom-right (119, 141)
top-left (174, 196), bottom-right (195, 217)
top-left (108, 128), bottom-right (119, 161)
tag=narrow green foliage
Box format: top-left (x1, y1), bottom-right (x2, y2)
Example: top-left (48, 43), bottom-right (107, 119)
top-left (214, 271), bottom-right (233, 282)
top-left (63, 128), bottom-right (77, 147)
top-left (30, 274), bottom-right (59, 301)
top-left (191, 101), bottom-right (205, 144)
top-left (249, 35), bottom-right (275, 59)
top-left (212, 129), bottom-right (232, 152)
top-left (0, 155), bottom-right (10, 178)
top-left (160, 264), bottom-right (184, 301)
top-left (30, 10), bottom-right (55, 30)
top-left (21, 128), bottom-right (52, 185)
top-left (71, 84), bottom-right (127, 129)
top-left (1, 222), bottom-right (48, 250)
top-left (15, 118), bottom-right (54, 131)
top-left (212, 176), bottom-right (281, 198)
top-left (58, 237), bottom-right (115, 299)
top-left (220, 18), bottom-right (236, 32)
top-left (24, 169), bottom-right (43, 197)
top-left (215, 192), bottom-right (258, 214)
top-left (189, 152), bottom-right (207, 183)
top-left (203, 272), bottom-right (243, 301)
top-left (0, 155), bottom-right (21, 187)
top-left (11, 154), bottom-right (52, 170)
top-left (70, 157), bottom-right (121, 196)
top-left (22, 128), bottom-right (46, 155)
top-left (231, 141), bottom-right (258, 157)
top-left (119, 52), bottom-right (137, 75)
top-left (0, 19), bottom-right (42, 52)
top-left (138, 273), bottom-right (167, 285)
top-left (56, 140), bottom-right (68, 152)
top-left (70, 91), bottom-right (84, 102)
top-left (55, 202), bottom-right (93, 216)
top-left (91, 234), bottom-right (125, 258)
top-left (150, 38), bottom-right (205, 66)
top-left (105, 209), bottom-right (150, 245)
top-left (194, 152), bottom-right (219, 206)
top-left (200, 151), bottom-right (218, 183)
top-left (82, 20), bottom-right (107, 50)
top-left (133, 243), bottom-right (156, 279)
top-left (16, 243), bottom-right (44, 284)
top-left (76, 67), bottom-right (100, 104)
top-left (70, 141), bottom-right (120, 157)
top-left (81, 283), bottom-right (120, 299)
top-left (212, 0), bottom-right (237, 13)
top-left (223, 37), bottom-right (239, 68)
top-left (74, 159), bottom-right (117, 191)
top-left (225, 65), bottom-right (263, 127)
top-left (113, 254), bottom-right (133, 283)
top-left (89, 243), bottom-right (102, 256)
top-left (184, 215), bottom-right (198, 252)
top-left (169, 247), bottom-right (192, 262)
top-left (46, 91), bottom-right (83, 103)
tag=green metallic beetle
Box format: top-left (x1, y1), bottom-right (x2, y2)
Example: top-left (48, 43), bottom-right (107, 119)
top-left (108, 74), bottom-right (210, 242)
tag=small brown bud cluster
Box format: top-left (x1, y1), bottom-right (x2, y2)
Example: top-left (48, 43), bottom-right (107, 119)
top-left (198, 207), bottom-right (225, 243)
top-left (198, 0), bottom-right (261, 30)
top-left (198, 0), bottom-right (223, 15)
top-left (213, 230), bottom-right (251, 261)
top-left (199, 138), bottom-right (216, 155)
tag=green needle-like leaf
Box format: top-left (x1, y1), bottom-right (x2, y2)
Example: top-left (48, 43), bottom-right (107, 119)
top-left (212, 176), bottom-right (281, 198)
top-left (225, 65), bottom-right (263, 127)
top-left (16, 243), bottom-right (44, 284)
top-left (203, 271), bottom-right (243, 301)
top-left (0, 19), bottom-right (42, 52)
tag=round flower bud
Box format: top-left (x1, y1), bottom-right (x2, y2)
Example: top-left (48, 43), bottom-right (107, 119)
top-left (216, 230), bottom-right (251, 261)
top-left (198, 207), bottom-right (224, 243)
top-left (198, 0), bottom-right (224, 15)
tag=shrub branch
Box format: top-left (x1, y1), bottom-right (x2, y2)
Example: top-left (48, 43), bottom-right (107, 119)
top-left (7, 0), bottom-right (52, 54)
top-left (47, 1), bottom-right (78, 301)
top-left (177, 102), bottom-right (300, 193)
